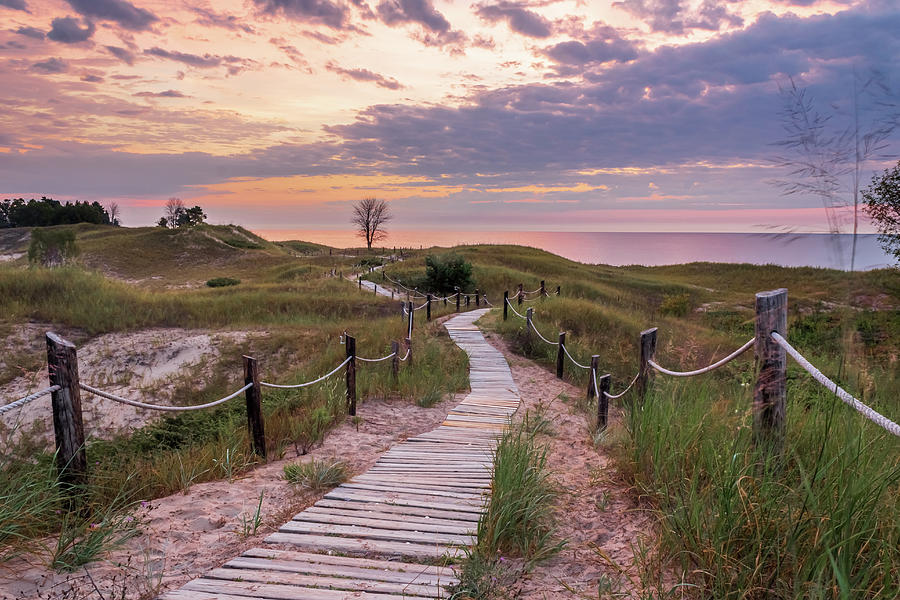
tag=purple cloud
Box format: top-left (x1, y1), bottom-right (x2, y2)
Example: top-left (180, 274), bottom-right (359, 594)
top-left (252, 0), bottom-right (349, 29)
top-left (133, 89), bottom-right (189, 98)
top-left (81, 73), bottom-right (103, 82)
top-left (105, 45), bottom-right (135, 65)
top-left (476, 2), bottom-right (552, 38)
top-left (14, 25), bottom-right (44, 39)
top-left (65, 0), bottom-right (157, 31)
top-left (613, 0), bottom-right (742, 34)
top-left (31, 57), bottom-right (68, 73)
top-left (326, 61), bottom-right (404, 89)
top-left (376, 0), bottom-right (450, 32)
top-left (0, 0), bottom-right (28, 11)
top-left (191, 7), bottom-right (255, 33)
top-left (48, 16), bottom-right (96, 43)
top-left (144, 47), bottom-right (225, 68)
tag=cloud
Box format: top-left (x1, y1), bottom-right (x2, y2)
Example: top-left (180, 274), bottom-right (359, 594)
top-left (0, 0), bottom-right (28, 11)
top-left (47, 16), bottom-right (96, 43)
top-left (31, 57), bottom-right (68, 73)
top-left (105, 45), bottom-right (135, 64)
top-left (252, 0), bottom-right (349, 29)
top-left (326, 61), bottom-right (404, 89)
top-left (65, 0), bottom-right (158, 31)
top-left (191, 6), bottom-right (255, 33)
top-left (376, 0), bottom-right (450, 32)
top-left (476, 2), bottom-right (552, 38)
top-left (133, 89), bottom-right (190, 98)
top-left (613, 0), bottom-right (742, 35)
top-left (145, 46), bottom-right (225, 68)
top-left (81, 73), bottom-right (103, 82)
top-left (542, 25), bottom-right (639, 68)
top-left (14, 26), bottom-right (44, 39)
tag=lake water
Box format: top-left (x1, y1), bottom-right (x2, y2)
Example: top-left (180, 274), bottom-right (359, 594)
top-left (253, 229), bottom-right (896, 271)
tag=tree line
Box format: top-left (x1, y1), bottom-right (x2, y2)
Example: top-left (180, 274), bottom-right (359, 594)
top-left (0, 197), bottom-right (118, 228)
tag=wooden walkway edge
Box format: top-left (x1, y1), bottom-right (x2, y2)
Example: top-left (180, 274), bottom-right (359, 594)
top-left (161, 308), bottom-right (519, 600)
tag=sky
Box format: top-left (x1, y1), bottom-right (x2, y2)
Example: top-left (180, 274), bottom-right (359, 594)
top-left (1, 0), bottom-right (899, 234)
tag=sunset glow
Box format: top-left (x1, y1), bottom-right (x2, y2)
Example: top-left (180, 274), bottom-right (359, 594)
top-left (1, 0), bottom-right (897, 233)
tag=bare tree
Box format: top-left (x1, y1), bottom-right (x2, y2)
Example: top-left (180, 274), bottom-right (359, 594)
top-left (163, 197), bottom-right (185, 229)
top-left (106, 201), bottom-right (121, 226)
top-left (352, 197), bottom-right (392, 250)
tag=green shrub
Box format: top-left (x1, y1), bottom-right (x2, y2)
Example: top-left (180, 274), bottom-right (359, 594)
top-left (283, 459), bottom-right (349, 490)
top-left (424, 253), bottom-right (474, 294)
top-left (659, 292), bottom-right (691, 316)
top-left (206, 277), bottom-right (240, 287)
top-left (28, 228), bottom-right (78, 267)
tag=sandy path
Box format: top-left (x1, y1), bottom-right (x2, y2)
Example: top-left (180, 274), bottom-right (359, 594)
top-left (482, 330), bottom-right (660, 599)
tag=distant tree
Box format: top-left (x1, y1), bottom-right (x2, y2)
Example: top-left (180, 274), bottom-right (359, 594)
top-left (1, 197), bottom-right (110, 228)
top-left (863, 160), bottom-right (900, 263)
top-left (157, 217), bottom-right (169, 228)
top-left (176, 205), bottom-right (206, 228)
top-left (352, 197), bottom-right (392, 250)
top-left (28, 228), bottom-right (78, 267)
top-left (162, 197), bottom-right (185, 228)
top-left (106, 202), bottom-right (121, 226)
top-left (424, 253), bottom-right (474, 294)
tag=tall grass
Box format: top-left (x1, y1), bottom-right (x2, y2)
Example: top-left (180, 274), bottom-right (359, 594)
top-left (622, 378), bottom-right (900, 598)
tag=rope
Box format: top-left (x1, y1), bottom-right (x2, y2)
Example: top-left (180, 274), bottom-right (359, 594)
top-left (0, 385), bottom-right (60, 416)
top-left (509, 290), bottom-right (520, 299)
top-left (399, 348), bottom-right (411, 361)
top-left (561, 343), bottom-right (591, 370)
top-left (357, 352), bottom-right (397, 363)
top-left (528, 319), bottom-right (559, 346)
top-left (771, 333), bottom-right (900, 437)
top-left (80, 382), bottom-right (252, 412)
top-left (261, 356), bottom-right (353, 389)
top-left (648, 338), bottom-right (755, 377)
top-left (592, 368), bottom-right (599, 399)
top-left (383, 274), bottom-right (427, 297)
top-left (603, 371), bottom-right (640, 400)
top-left (505, 297), bottom-right (527, 320)
top-left (521, 295), bottom-right (542, 303)
top-left (525, 286), bottom-right (543, 295)
top-left (412, 300), bottom-right (429, 311)
top-left (482, 295), bottom-right (493, 307)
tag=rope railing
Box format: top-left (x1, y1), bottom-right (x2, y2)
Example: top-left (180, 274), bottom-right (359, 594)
top-left (412, 300), bottom-right (429, 311)
top-left (0, 385), bottom-right (61, 416)
top-left (260, 356), bottom-right (353, 389)
top-left (398, 348), bottom-right (411, 362)
top-left (603, 372), bottom-right (640, 400)
top-left (357, 351), bottom-right (397, 363)
top-left (648, 338), bottom-right (756, 377)
top-left (562, 343), bottom-right (591, 370)
top-left (505, 296), bottom-right (527, 320)
top-left (771, 332), bottom-right (900, 438)
top-left (80, 382), bottom-right (253, 412)
top-left (528, 318), bottom-right (559, 346)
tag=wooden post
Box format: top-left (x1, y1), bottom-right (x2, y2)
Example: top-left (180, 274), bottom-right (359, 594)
top-left (526, 308), bottom-right (533, 342)
top-left (407, 301), bottom-right (414, 337)
top-left (390, 340), bottom-right (400, 383)
top-left (540, 280), bottom-right (545, 297)
top-left (556, 285), bottom-right (561, 296)
top-left (358, 278), bottom-right (362, 290)
top-left (391, 289), bottom-right (394, 300)
top-left (556, 332), bottom-right (565, 378)
top-left (444, 295), bottom-right (447, 306)
top-left (373, 283), bottom-right (377, 295)
top-left (518, 283), bottom-right (523, 305)
top-left (754, 288), bottom-right (787, 454)
top-left (405, 337), bottom-right (413, 368)
top-left (426, 294), bottom-right (432, 321)
top-left (345, 334), bottom-right (357, 416)
top-left (456, 291), bottom-right (460, 312)
top-left (598, 374), bottom-right (610, 431)
top-left (637, 328), bottom-right (658, 405)
top-left (382, 271), bottom-right (385, 281)
top-left (465, 295), bottom-right (470, 307)
top-left (243, 356), bottom-right (266, 459)
top-left (587, 355), bottom-right (599, 402)
top-left (503, 291), bottom-right (509, 320)
top-left (46, 333), bottom-right (86, 489)
top-left (475, 289), bottom-right (480, 306)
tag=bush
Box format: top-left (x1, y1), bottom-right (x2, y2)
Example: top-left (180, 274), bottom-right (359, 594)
top-left (659, 292), bottom-right (691, 316)
top-left (283, 459), bottom-right (349, 490)
top-left (206, 277), bottom-right (240, 288)
top-left (28, 228), bottom-right (78, 267)
top-left (424, 253), bottom-right (474, 294)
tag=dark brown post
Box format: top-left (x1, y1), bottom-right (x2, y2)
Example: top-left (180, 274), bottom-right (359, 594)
top-left (517, 283), bottom-right (523, 305)
top-left (556, 332), bottom-right (565, 378)
top-left (382, 271), bottom-right (385, 281)
top-left (587, 355), bottom-right (599, 402)
top-left (637, 328), bottom-right (658, 405)
top-left (455, 291), bottom-right (460, 312)
top-left (465, 295), bottom-right (470, 307)
top-left (475, 289), bottom-right (480, 306)
top-left (46, 333), bottom-right (86, 489)
top-left (503, 290), bottom-right (509, 320)
top-left (598, 374), bottom-right (610, 431)
top-left (444, 295), bottom-right (447, 306)
top-left (390, 340), bottom-right (400, 383)
top-left (526, 307), bottom-right (533, 342)
top-left (754, 288), bottom-right (787, 454)
top-left (540, 280), bottom-right (545, 297)
top-left (345, 334), bottom-right (357, 416)
top-left (243, 356), bottom-right (266, 459)
top-left (426, 294), bottom-right (432, 321)
top-left (556, 285), bottom-right (561, 296)
top-left (358, 278), bottom-right (362, 290)
top-left (405, 337), bottom-right (413, 368)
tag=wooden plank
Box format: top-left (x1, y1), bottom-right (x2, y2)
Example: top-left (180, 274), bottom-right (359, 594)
top-left (292, 511), bottom-right (474, 534)
top-left (208, 567), bottom-right (442, 597)
top-left (182, 578), bottom-right (422, 600)
top-left (339, 482), bottom-right (486, 500)
top-left (265, 532), bottom-right (461, 559)
top-left (240, 548), bottom-right (456, 579)
top-left (313, 498), bottom-right (482, 522)
top-left (302, 507), bottom-right (479, 530)
top-left (324, 489), bottom-right (484, 511)
top-left (278, 520), bottom-right (473, 545)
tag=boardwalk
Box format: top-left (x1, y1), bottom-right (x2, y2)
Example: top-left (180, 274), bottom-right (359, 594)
top-left (161, 308), bottom-right (520, 600)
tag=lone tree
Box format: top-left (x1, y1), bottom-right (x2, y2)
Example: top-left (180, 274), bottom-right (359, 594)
top-left (863, 160), bottom-right (900, 263)
top-left (352, 197), bottom-right (392, 250)
top-left (158, 197), bottom-right (206, 228)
